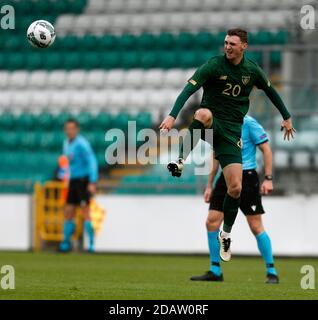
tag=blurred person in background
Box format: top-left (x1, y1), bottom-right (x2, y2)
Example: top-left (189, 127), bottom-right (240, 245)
top-left (191, 115), bottom-right (278, 284)
top-left (59, 119), bottom-right (98, 253)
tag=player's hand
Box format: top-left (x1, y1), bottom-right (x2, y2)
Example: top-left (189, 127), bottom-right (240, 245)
top-left (88, 183), bottom-right (97, 195)
top-left (281, 117), bottom-right (296, 141)
top-left (204, 186), bottom-right (213, 203)
top-left (261, 180), bottom-right (273, 195)
top-left (159, 115), bottom-right (175, 133)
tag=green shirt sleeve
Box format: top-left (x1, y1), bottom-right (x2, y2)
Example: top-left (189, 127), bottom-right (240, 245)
top-left (255, 67), bottom-right (291, 120)
top-left (169, 60), bottom-right (216, 119)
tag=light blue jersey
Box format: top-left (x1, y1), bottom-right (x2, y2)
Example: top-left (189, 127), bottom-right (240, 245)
top-left (242, 115), bottom-right (269, 170)
top-left (63, 135), bottom-right (98, 182)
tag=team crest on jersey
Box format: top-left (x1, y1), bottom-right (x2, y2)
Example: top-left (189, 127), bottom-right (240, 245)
top-left (242, 75), bottom-right (250, 85)
top-left (237, 138), bottom-right (243, 149)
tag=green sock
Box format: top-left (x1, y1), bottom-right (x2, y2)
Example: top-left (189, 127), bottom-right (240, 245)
top-left (179, 119), bottom-right (205, 160)
top-left (223, 193), bottom-right (240, 233)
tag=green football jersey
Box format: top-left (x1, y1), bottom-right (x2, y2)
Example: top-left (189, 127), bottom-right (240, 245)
top-left (188, 54), bottom-right (271, 124)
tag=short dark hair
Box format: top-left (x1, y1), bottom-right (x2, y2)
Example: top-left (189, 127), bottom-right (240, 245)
top-left (227, 28), bottom-right (248, 44)
top-left (64, 118), bottom-right (79, 127)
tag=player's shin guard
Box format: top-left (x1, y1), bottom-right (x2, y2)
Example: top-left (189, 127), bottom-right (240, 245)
top-left (207, 231), bottom-right (222, 276)
top-left (60, 220), bottom-right (75, 251)
top-left (179, 119), bottom-right (205, 160)
top-left (256, 231), bottom-right (277, 276)
top-left (222, 193), bottom-right (240, 233)
top-left (84, 220), bottom-right (95, 252)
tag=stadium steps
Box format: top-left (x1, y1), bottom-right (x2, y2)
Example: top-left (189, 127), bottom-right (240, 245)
top-left (55, 11), bottom-right (297, 35)
top-left (85, 0), bottom-right (307, 14)
top-left (0, 30), bottom-right (290, 71)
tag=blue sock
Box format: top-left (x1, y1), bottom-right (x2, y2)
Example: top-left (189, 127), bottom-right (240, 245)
top-left (207, 231), bottom-right (222, 276)
top-left (256, 231), bottom-right (277, 276)
top-left (84, 220), bottom-right (95, 252)
top-left (60, 220), bottom-right (75, 251)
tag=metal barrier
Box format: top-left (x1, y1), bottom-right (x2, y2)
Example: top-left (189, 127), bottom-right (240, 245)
top-left (33, 181), bottom-right (83, 251)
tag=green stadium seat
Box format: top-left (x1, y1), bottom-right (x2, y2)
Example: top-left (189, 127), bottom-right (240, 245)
top-left (99, 35), bottom-right (118, 51)
top-left (94, 112), bottom-right (112, 131)
top-left (35, 112), bottom-right (54, 130)
top-left (19, 132), bottom-right (40, 151)
top-left (100, 52), bottom-right (120, 69)
top-left (140, 51), bottom-right (157, 69)
top-left (121, 51), bottom-right (140, 69)
top-left (120, 34), bottom-right (137, 50)
top-left (4, 36), bottom-right (21, 51)
top-left (197, 50), bottom-right (218, 64)
top-left (113, 112), bottom-right (131, 130)
top-left (215, 31), bottom-right (227, 46)
top-left (58, 35), bottom-right (78, 51)
top-left (45, 52), bottom-right (63, 70)
top-left (158, 51), bottom-right (178, 69)
top-left (1, 132), bottom-right (20, 150)
top-left (178, 51), bottom-right (197, 68)
top-left (0, 112), bottom-right (15, 129)
top-left (156, 33), bottom-right (176, 50)
top-left (26, 52), bottom-right (44, 70)
top-left (54, 112), bottom-right (73, 128)
top-left (96, 152), bottom-right (106, 168)
top-left (77, 112), bottom-right (94, 130)
top-left (270, 52), bottom-right (281, 65)
top-left (78, 35), bottom-right (99, 51)
top-left (82, 52), bottom-right (102, 69)
top-left (195, 32), bottom-right (215, 50)
top-left (245, 51), bottom-right (262, 65)
top-left (7, 53), bottom-right (25, 70)
top-left (137, 33), bottom-right (156, 50)
top-left (38, 132), bottom-right (57, 150)
top-left (90, 131), bottom-right (108, 152)
top-left (177, 32), bottom-right (194, 49)
top-left (63, 52), bottom-right (81, 70)
top-left (67, 0), bottom-right (87, 14)
top-left (51, 0), bottom-right (68, 14)
top-left (16, 113), bottom-right (35, 130)
top-left (136, 112), bottom-right (152, 129)
top-left (272, 31), bottom-right (289, 44)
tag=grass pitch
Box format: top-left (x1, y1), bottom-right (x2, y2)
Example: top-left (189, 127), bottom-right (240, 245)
top-left (0, 252), bottom-right (317, 300)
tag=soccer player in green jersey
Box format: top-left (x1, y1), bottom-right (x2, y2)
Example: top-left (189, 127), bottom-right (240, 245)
top-left (159, 28), bottom-right (295, 261)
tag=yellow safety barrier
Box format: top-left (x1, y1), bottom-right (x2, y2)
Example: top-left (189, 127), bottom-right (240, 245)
top-left (33, 181), bottom-right (83, 251)
top-left (33, 181), bottom-right (106, 251)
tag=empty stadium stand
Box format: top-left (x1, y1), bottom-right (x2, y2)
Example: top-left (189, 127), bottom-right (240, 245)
top-left (0, 0), bottom-right (316, 194)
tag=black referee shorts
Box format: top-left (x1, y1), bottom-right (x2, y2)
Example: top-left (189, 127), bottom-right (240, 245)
top-left (66, 176), bottom-right (91, 207)
top-left (209, 169), bottom-right (265, 216)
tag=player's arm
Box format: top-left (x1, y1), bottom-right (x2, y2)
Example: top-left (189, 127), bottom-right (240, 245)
top-left (258, 142), bottom-right (273, 195)
top-left (255, 68), bottom-right (296, 141)
top-left (159, 61), bottom-right (215, 131)
top-left (204, 152), bottom-right (219, 203)
top-left (81, 142), bottom-right (98, 194)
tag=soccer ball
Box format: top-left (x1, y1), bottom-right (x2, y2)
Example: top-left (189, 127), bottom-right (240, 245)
top-left (27, 20), bottom-right (56, 48)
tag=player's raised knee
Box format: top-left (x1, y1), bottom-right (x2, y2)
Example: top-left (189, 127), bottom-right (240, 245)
top-left (194, 109), bottom-right (213, 127)
top-left (228, 182), bottom-right (242, 198)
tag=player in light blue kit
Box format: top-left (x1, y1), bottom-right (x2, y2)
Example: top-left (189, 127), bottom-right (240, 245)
top-left (59, 119), bottom-right (98, 253)
top-left (191, 115), bottom-right (279, 283)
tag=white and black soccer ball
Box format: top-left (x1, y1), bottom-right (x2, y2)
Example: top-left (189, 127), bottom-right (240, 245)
top-left (27, 20), bottom-right (56, 49)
